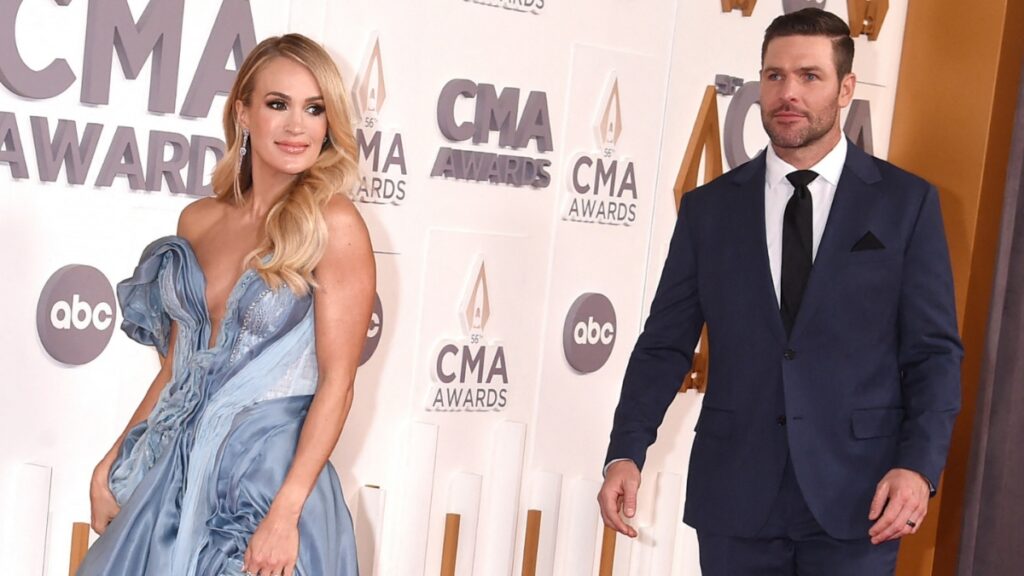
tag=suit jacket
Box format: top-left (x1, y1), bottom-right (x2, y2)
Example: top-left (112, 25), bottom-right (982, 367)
top-left (606, 141), bottom-right (962, 539)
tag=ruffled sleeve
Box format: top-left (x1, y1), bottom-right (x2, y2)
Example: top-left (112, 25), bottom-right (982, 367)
top-left (116, 236), bottom-right (205, 357)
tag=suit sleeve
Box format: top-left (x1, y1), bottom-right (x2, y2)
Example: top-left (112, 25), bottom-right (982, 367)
top-left (895, 185), bottom-right (963, 490)
top-left (605, 192), bottom-right (706, 471)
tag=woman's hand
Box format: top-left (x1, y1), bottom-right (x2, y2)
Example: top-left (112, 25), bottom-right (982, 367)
top-left (89, 460), bottom-right (120, 534)
top-left (242, 509), bottom-right (300, 576)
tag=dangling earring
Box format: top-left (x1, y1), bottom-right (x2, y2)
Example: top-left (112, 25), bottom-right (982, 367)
top-left (323, 134), bottom-right (330, 147)
top-left (238, 128), bottom-right (249, 168)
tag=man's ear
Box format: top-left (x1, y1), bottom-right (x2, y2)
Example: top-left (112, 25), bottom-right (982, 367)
top-left (839, 72), bottom-right (857, 108)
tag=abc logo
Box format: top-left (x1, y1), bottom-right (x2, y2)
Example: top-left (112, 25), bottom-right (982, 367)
top-left (358, 292), bottom-right (384, 366)
top-left (36, 265), bottom-right (117, 365)
top-left (563, 293), bottom-right (616, 374)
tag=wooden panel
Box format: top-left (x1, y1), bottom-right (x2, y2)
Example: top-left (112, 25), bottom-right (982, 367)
top-left (598, 525), bottom-right (617, 576)
top-left (888, 0), bottom-right (1024, 574)
top-left (675, 85), bottom-right (724, 394)
top-left (69, 522), bottom-right (91, 576)
top-left (521, 509), bottom-right (542, 576)
top-left (441, 513), bottom-right (461, 576)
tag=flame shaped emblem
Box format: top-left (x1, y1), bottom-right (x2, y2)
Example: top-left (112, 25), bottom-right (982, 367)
top-left (357, 37), bottom-right (387, 119)
top-left (598, 77), bottom-right (622, 149)
top-left (463, 261), bottom-right (490, 335)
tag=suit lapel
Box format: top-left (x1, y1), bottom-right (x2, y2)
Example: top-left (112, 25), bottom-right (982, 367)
top-left (730, 152), bottom-right (788, 344)
top-left (789, 142), bottom-right (882, 342)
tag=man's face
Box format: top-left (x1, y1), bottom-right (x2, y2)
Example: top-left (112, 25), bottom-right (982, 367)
top-left (759, 35), bottom-right (854, 150)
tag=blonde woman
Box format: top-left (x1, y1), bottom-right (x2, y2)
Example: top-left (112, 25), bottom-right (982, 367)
top-left (78, 34), bottom-right (371, 576)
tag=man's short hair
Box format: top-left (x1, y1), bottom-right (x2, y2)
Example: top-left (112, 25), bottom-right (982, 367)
top-left (762, 8), bottom-right (855, 79)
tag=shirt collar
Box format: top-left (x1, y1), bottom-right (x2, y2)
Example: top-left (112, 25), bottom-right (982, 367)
top-left (764, 136), bottom-right (847, 188)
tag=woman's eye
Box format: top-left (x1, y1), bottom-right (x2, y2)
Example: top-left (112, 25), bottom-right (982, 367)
top-left (306, 104), bottom-right (325, 116)
top-left (268, 100), bottom-right (287, 111)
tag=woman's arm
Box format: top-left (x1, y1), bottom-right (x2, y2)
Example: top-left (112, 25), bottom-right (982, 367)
top-left (90, 321), bottom-right (177, 534)
top-left (243, 196), bottom-right (374, 575)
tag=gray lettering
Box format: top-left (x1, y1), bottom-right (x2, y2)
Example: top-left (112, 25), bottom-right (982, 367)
top-left (724, 80), bottom-right (759, 169)
top-left (0, 112), bottom-right (29, 178)
top-left (488, 347), bottom-right (508, 384)
top-left (96, 125), bottom-right (144, 189)
top-left (620, 161), bottom-right (637, 199)
top-left (430, 147), bottom-right (456, 178)
top-left (357, 129), bottom-right (382, 170)
top-left (30, 117), bottom-right (102, 184)
top-left (383, 133), bottom-right (406, 174)
top-left (473, 84), bottom-right (519, 147)
top-left (181, 0), bottom-right (256, 118)
top-left (595, 158), bottom-right (617, 196)
top-left (437, 343), bottom-right (458, 384)
top-left (437, 79), bottom-right (477, 142)
top-left (186, 135), bottom-right (224, 196)
top-left (0, 0), bottom-right (76, 99)
top-left (461, 346), bottom-right (486, 384)
top-left (81, 0), bottom-right (184, 113)
top-left (515, 91), bottom-right (552, 152)
top-left (843, 99), bottom-right (873, 155)
top-left (146, 130), bottom-right (189, 193)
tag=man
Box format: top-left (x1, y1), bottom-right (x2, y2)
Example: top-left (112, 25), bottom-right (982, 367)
top-left (598, 9), bottom-right (962, 574)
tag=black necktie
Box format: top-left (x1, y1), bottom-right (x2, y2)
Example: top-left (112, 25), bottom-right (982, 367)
top-left (781, 170), bottom-right (817, 336)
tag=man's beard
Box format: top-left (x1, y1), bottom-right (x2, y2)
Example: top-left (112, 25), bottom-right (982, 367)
top-left (761, 102), bottom-right (838, 149)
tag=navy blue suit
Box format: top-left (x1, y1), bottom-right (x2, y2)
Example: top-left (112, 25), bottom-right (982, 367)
top-left (606, 142), bottom-right (962, 541)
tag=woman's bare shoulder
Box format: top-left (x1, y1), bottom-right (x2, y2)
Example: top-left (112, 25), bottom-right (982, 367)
top-left (177, 196), bottom-right (226, 241)
top-left (323, 194), bottom-right (367, 236)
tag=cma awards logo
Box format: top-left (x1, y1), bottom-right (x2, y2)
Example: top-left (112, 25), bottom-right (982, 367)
top-left (562, 293), bottom-right (616, 374)
top-left (36, 265), bottom-right (117, 365)
top-left (563, 75), bottom-right (639, 225)
top-left (464, 0), bottom-right (546, 15)
top-left (428, 260), bottom-right (509, 411)
top-left (352, 35), bottom-right (408, 205)
top-left (431, 79), bottom-right (553, 188)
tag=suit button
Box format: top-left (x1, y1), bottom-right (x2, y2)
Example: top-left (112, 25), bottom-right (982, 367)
top-left (784, 349), bottom-right (796, 360)
top-left (777, 415), bottom-right (787, 426)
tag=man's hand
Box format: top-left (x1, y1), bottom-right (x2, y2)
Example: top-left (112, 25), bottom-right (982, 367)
top-left (868, 467), bottom-right (930, 544)
top-left (598, 460), bottom-right (641, 538)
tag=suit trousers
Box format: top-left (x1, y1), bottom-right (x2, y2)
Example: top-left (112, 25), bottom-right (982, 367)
top-left (696, 456), bottom-right (900, 575)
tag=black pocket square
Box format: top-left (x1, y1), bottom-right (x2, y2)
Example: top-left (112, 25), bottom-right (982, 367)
top-left (851, 231), bottom-right (885, 251)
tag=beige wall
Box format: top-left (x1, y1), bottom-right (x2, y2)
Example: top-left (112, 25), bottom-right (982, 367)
top-left (888, 0), bottom-right (1024, 574)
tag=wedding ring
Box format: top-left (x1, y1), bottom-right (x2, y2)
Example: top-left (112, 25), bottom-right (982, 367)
top-left (906, 519), bottom-right (917, 528)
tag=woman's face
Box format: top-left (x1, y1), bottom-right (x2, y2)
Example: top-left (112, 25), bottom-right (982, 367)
top-left (238, 57), bottom-right (328, 181)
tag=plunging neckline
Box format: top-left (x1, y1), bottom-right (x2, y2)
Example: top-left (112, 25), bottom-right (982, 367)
top-left (172, 235), bottom-right (256, 351)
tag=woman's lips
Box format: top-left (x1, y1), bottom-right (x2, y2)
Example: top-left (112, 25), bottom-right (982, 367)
top-left (276, 141), bottom-right (309, 154)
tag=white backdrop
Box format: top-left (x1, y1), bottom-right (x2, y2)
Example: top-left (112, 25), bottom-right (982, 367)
top-left (0, 1), bottom-right (908, 574)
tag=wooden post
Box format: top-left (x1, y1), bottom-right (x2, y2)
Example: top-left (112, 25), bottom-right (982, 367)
top-left (675, 85), bottom-right (725, 394)
top-left (847, 0), bottom-right (890, 40)
top-left (69, 522), bottom-right (91, 576)
top-left (598, 525), bottom-right (617, 576)
top-left (521, 509), bottom-right (542, 576)
top-left (440, 513), bottom-right (461, 576)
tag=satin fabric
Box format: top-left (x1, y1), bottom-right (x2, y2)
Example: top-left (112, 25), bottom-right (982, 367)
top-left (77, 236), bottom-right (357, 576)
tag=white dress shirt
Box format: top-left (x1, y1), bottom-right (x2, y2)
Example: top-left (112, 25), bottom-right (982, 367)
top-left (763, 137), bottom-right (847, 306)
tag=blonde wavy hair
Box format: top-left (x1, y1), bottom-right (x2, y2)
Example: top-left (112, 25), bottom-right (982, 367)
top-left (210, 33), bottom-right (359, 295)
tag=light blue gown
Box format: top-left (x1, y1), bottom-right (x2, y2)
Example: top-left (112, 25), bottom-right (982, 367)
top-left (77, 236), bottom-right (358, 576)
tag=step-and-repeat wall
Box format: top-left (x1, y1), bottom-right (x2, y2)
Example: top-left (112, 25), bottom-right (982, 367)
top-left (0, 1), bottom-right (907, 574)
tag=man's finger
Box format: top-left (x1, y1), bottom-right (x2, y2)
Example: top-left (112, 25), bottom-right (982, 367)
top-left (622, 479), bottom-right (639, 518)
top-left (868, 481), bottom-right (889, 521)
top-left (598, 488), bottom-right (635, 536)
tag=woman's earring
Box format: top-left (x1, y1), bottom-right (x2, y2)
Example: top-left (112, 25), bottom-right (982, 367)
top-left (238, 128), bottom-right (249, 167)
top-left (323, 134), bottom-right (330, 146)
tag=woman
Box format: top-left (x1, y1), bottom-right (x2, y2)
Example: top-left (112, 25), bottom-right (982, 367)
top-left (78, 34), bottom-right (372, 576)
